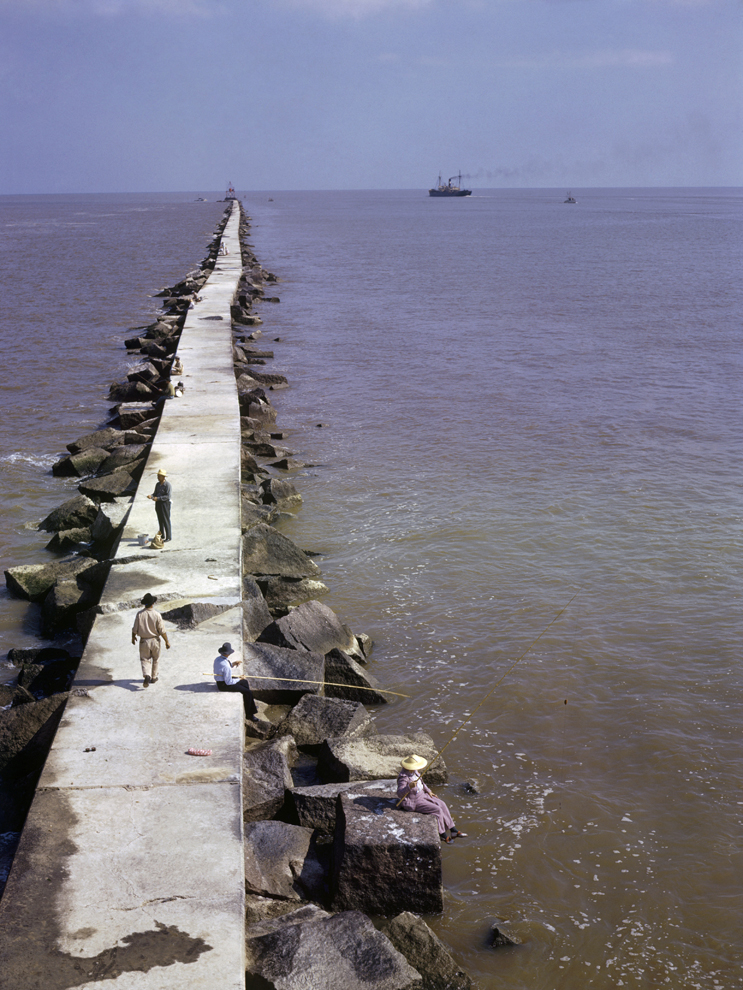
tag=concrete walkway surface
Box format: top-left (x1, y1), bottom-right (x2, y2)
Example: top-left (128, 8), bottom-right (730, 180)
top-left (0, 203), bottom-right (250, 989)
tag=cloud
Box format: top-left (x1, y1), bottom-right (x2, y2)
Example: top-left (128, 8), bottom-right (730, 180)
top-left (0, 0), bottom-right (222, 15)
top-left (497, 49), bottom-right (674, 69)
top-left (275, 0), bottom-right (433, 17)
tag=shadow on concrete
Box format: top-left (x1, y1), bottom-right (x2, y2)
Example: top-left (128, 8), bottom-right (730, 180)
top-left (173, 682), bottom-right (214, 693)
top-left (74, 678), bottom-right (142, 693)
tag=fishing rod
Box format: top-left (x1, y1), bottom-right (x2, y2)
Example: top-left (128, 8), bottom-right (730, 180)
top-left (397, 588), bottom-right (581, 803)
top-left (202, 672), bottom-right (409, 699)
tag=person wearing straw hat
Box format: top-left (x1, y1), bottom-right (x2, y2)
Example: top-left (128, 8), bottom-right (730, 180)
top-left (147, 469), bottom-right (172, 542)
top-left (131, 593), bottom-right (170, 688)
top-left (213, 642), bottom-right (257, 719)
top-left (397, 755), bottom-right (467, 844)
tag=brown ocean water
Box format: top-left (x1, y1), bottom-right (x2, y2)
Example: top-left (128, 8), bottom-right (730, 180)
top-left (1, 189), bottom-right (741, 989)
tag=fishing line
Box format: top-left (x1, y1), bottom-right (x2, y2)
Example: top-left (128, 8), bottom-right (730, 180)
top-left (428, 588), bottom-right (581, 770)
top-left (202, 672), bottom-right (409, 699)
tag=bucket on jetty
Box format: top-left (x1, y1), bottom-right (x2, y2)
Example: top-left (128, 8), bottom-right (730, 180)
top-left (138, 534), bottom-right (149, 547)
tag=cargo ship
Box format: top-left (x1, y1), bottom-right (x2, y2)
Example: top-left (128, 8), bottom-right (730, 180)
top-left (429, 173), bottom-right (472, 197)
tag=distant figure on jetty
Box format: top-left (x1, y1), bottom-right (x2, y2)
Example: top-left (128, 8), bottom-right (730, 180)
top-left (397, 754), bottom-right (467, 844)
top-left (171, 356), bottom-right (184, 376)
top-left (157, 378), bottom-right (175, 401)
top-left (213, 642), bottom-right (257, 719)
top-left (131, 593), bottom-right (170, 688)
top-left (147, 469), bottom-right (172, 543)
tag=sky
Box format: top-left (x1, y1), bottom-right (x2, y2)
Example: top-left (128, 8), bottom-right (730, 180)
top-left (1, 0), bottom-right (740, 192)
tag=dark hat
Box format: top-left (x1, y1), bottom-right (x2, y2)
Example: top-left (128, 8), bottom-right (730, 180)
top-left (219, 642), bottom-right (235, 655)
top-left (141, 593), bottom-right (157, 606)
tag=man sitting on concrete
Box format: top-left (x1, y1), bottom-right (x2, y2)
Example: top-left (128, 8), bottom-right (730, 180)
top-left (131, 593), bottom-right (170, 688)
top-left (213, 642), bottom-right (257, 719)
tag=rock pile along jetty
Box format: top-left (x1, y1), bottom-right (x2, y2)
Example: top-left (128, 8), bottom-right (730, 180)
top-left (1, 201), bottom-right (483, 990)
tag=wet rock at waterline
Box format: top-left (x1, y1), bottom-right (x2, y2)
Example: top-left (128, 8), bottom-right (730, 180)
top-left (52, 446), bottom-right (109, 478)
top-left (324, 649), bottom-right (388, 704)
top-left (260, 477), bottom-right (303, 512)
top-left (77, 468), bottom-right (138, 501)
top-left (5, 556), bottom-right (100, 603)
top-left (258, 576), bottom-right (330, 614)
top-left (242, 523), bottom-right (320, 579)
top-left (38, 494), bottom-right (99, 533)
top-left (44, 528), bottom-right (93, 552)
top-left (259, 600), bottom-right (366, 662)
top-left (332, 789), bottom-right (444, 916)
top-left (383, 913), bottom-right (475, 990)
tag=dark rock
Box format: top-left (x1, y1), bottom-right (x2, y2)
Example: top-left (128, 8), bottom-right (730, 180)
top-left (245, 910), bottom-right (422, 990)
top-left (248, 371), bottom-right (289, 387)
top-left (318, 734), bottom-right (447, 786)
top-left (244, 821), bottom-right (328, 902)
top-left (243, 736), bottom-right (297, 822)
top-left (0, 684), bottom-right (14, 708)
top-left (17, 657), bottom-right (77, 698)
top-left (11, 685), bottom-right (36, 707)
top-left (245, 441), bottom-right (291, 458)
top-left (115, 403), bottom-right (158, 429)
top-left (44, 528), bottom-right (92, 552)
top-left (89, 499), bottom-right (132, 543)
top-left (245, 896), bottom-right (323, 927)
top-left (126, 360), bottom-right (160, 383)
top-left (241, 498), bottom-right (279, 532)
top-left (276, 694), bottom-right (376, 751)
top-left (38, 494), bottom-right (99, 533)
top-left (5, 556), bottom-right (100, 603)
top-left (244, 642), bottom-right (324, 705)
top-left (489, 925), bottom-right (521, 947)
top-left (290, 779), bottom-right (398, 833)
top-left (246, 903), bottom-right (331, 937)
top-left (41, 579), bottom-right (99, 636)
top-left (241, 448), bottom-right (267, 481)
top-left (78, 469), bottom-right (137, 502)
top-left (384, 913), bottom-right (474, 990)
top-left (107, 380), bottom-right (155, 403)
top-left (238, 393), bottom-right (276, 423)
top-left (0, 693), bottom-right (69, 777)
top-left (462, 781), bottom-right (480, 795)
top-left (66, 428), bottom-right (140, 455)
top-left (260, 478), bottom-right (303, 512)
top-left (332, 789), bottom-right (443, 915)
top-left (52, 447), bottom-right (109, 478)
top-left (160, 601), bottom-right (232, 629)
top-left (259, 600), bottom-right (365, 662)
top-left (7, 647), bottom-right (71, 666)
top-left (242, 524), bottom-right (320, 579)
top-left (270, 457), bottom-right (305, 472)
top-left (97, 444), bottom-right (148, 474)
top-left (324, 649), bottom-right (388, 704)
top-left (258, 576), bottom-right (330, 613)
top-left (356, 632), bottom-right (373, 659)
top-left (139, 340), bottom-right (168, 359)
top-left (241, 582), bottom-right (274, 642)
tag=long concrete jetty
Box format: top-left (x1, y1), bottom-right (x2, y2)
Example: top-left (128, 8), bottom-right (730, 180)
top-left (0, 203), bottom-right (247, 988)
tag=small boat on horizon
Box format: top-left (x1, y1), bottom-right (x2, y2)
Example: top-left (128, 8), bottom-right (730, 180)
top-left (564, 192), bottom-right (577, 204)
top-left (429, 173), bottom-right (472, 197)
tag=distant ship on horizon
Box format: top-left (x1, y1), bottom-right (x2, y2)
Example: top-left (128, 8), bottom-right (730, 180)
top-left (429, 173), bottom-right (472, 197)
top-left (564, 191), bottom-right (577, 204)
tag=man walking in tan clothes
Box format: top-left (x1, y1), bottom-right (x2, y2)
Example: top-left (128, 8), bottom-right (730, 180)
top-left (131, 593), bottom-right (170, 688)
